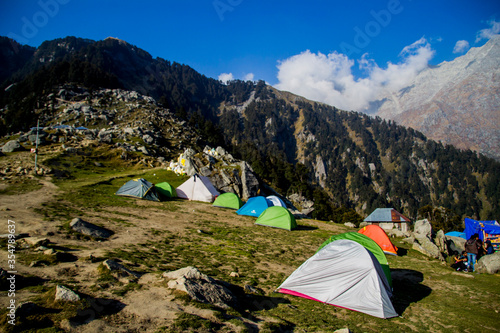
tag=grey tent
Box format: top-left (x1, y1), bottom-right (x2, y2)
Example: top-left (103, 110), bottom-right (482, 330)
top-left (277, 239), bottom-right (397, 319)
top-left (116, 178), bottom-right (160, 201)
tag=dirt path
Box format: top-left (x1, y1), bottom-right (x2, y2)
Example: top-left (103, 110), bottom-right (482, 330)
top-left (0, 178), bottom-right (59, 236)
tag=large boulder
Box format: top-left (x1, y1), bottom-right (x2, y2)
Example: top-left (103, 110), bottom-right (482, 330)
top-left (163, 266), bottom-right (237, 309)
top-left (476, 252), bottom-right (500, 274)
top-left (414, 219), bottom-right (433, 238)
top-left (413, 236), bottom-right (445, 261)
top-left (239, 161), bottom-right (259, 200)
top-left (434, 230), bottom-right (447, 254)
top-left (2, 140), bottom-right (25, 153)
top-left (446, 236), bottom-right (466, 255)
top-left (70, 218), bottom-right (113, 239)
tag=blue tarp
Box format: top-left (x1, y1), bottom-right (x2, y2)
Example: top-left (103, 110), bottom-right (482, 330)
top-left (445, 231), bottom-right (467, 239)
top-left (464, 218), bottom-right (500, 241)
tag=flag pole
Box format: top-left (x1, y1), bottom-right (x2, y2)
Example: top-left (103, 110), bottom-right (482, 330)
top-left (34, 119), bottom-right (39, 172)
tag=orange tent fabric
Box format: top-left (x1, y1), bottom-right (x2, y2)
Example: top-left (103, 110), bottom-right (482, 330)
top-left (358, 225), bottom-right (398, 256)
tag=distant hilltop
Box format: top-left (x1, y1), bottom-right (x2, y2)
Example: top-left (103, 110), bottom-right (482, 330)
top-left (366, 35), bottom-right (500, 161)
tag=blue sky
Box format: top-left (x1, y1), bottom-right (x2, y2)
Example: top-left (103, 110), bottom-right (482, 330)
top-left (1, 0), bottom-right (499, 110)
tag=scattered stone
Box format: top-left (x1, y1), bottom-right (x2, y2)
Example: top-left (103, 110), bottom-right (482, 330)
top-left (244, 284), bottom-right (261, 294)
top-left (29, 261), bottom-right (40, 267)
top-left (55, 285), bottom-right (80, 302)
top-left (163, 266), bottom-right (237, 309)
top-left (230, 272), bottom-right (239, 278)
top-left (24, 237), bottom-right (50, 247)
top-left (44, 248), bottom-right (56, 255)
top-left (70, 218), bottom-right (113, 239)
top-left (344, 222), bottom-right (356, 228)
top-left (103, 259), bottom-right (141, 279)
top-left (334, 328), bottom-right (351, 333)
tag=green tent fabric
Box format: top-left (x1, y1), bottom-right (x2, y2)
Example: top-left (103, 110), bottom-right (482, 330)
top-left (255, 206), bottom-right (297, 231)
top-left (317, 232), bottom-right (392, 287)
top-left (213, 192), bottom-right (243, 210)
top-left (116, 178), bottom-right (160, 202)
top-left (156, 182), bottom-right (177, 199)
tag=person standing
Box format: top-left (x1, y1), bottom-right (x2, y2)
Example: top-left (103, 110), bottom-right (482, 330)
top-left (464, 233), bottom-right (482, 272)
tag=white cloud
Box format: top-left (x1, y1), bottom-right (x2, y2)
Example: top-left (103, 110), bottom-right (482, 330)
top-left (274, 37), bottom-right (434, 111)
top-left (476, 20), bottom-right (500, 43)
top-left (453, 40), bottom-right (470, 54)
top-left (244, 73), bottom-right (255, 81)
top-left (218, 72), bottom-right (234, 84)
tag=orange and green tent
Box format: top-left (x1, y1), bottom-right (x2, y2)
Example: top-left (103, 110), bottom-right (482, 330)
top-left (358, 224), bottom-right (398, 256)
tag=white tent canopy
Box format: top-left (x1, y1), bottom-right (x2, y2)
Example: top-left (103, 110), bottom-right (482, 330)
top-left (175, 174), bottom-right (220, 203)
top-left (277, 239), bottom-right (398, 319)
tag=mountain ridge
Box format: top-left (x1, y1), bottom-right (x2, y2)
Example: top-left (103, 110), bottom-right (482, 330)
top-left (367, 36), bottom-right (500, 160)
top-left (1, 35), bottom-right (499, 221)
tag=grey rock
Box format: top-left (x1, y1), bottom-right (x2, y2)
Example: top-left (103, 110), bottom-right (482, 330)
top-left (103, 259), bottom-right (141, 279)
top-left (414, 219), bottom-right (433, 238)
top-left (55, 285), bottom-right (80, 302)
top-left (413, 236), bottom-right (445, 261)
top-left (164, 266), bottom-right (237, 309)
top-left (435, 230), bottom-right (447, 254)
top-left (24, 237), bottom-right (50, 247)
top-left (70, 218), bottom-right (113, 239)
top-left (239, 161), bottom-right (259, 200)
top-left (446, 236), bottom-right (466, 254)
top-left (476, 251), bottom-right (500, 274)
top-left (2, 140), bottom-right (24, 153)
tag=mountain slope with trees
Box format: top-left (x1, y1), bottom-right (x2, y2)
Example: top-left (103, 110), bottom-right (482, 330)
top-left (1, 36), bottom-right (499, 226)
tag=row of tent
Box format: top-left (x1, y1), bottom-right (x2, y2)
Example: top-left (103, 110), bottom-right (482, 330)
top-left (115, 175), bottom-right (401, 318)
top-left (115, 174), bottom-right (219, 202)
top-left (115, 175), bottom-right (297, 231)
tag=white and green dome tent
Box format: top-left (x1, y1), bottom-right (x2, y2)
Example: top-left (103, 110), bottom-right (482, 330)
top-left (255, 206), bottom-right (297, 231)
top-left (277, 239), bottom-right (398, 319)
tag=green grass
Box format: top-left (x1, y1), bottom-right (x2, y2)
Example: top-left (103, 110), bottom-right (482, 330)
top-left (2, 145), bottom-right (500, 332)
top-left (0, 178), bottom-right (43, 195)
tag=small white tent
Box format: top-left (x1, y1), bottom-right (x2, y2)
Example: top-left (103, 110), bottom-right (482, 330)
top-left (175, 174), bottom-right (220, 203)
top-left (277, 239), bottom-right (398, 319)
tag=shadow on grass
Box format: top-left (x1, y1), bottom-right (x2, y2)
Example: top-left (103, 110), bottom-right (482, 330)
top-left (391, 269), bottom-right (432, 315)
top-left (396, 247), bottom-right (408, 256)
top-left (224, 284), bottom-right (295, 332)
top-left (295, 225), bottom-right (318, 231)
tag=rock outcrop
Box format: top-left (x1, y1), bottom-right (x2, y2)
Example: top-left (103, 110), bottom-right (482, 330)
top-left (163, 266), bottom-right (238, 309)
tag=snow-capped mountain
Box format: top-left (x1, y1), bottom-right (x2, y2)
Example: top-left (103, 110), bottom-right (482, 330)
top-left (367, 36), bottom-right (500, 160)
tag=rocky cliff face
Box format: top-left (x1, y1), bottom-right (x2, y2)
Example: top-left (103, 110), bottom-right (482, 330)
top-left (367, 36), bottom-right (500, 160)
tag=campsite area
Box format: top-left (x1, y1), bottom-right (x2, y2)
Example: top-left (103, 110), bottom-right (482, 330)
top-left (0, 149), bottom-right (499, 333)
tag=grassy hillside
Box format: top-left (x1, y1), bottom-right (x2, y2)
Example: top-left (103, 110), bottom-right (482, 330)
top-left (0, 148), bottom-right (499, 332)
